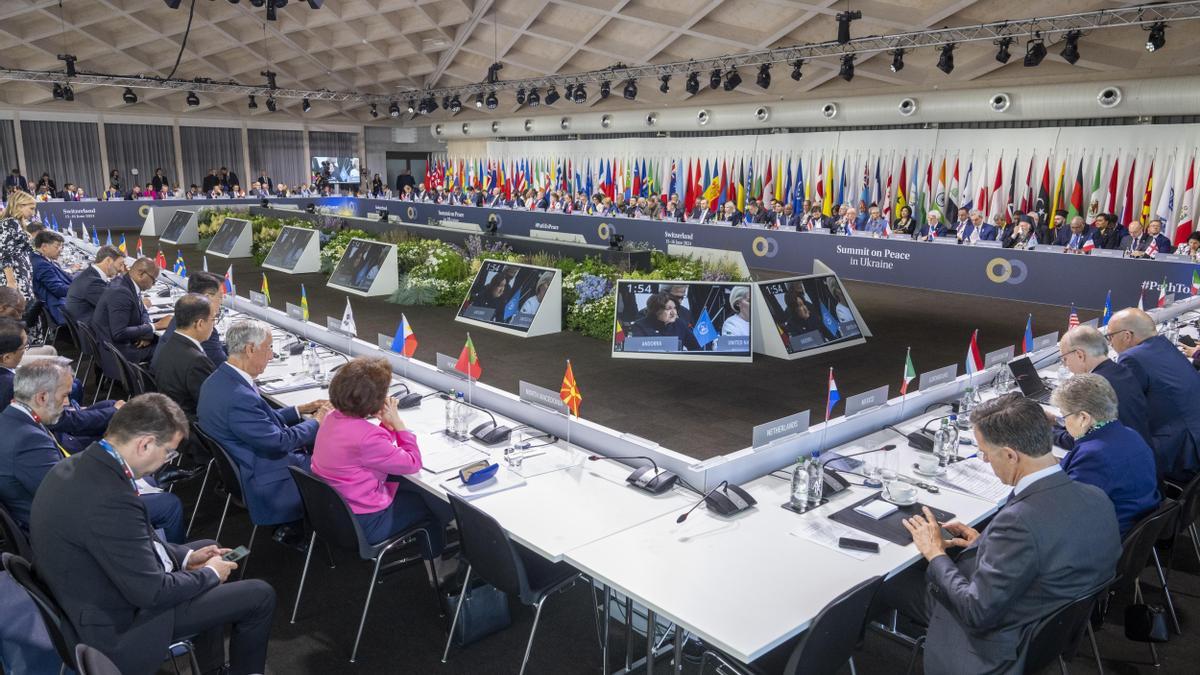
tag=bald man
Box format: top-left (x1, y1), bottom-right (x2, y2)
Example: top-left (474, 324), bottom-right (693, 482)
top-left (1106, 308), bottom-right (1200, 480)
top-left (92, 257), bottom-right (173, 364)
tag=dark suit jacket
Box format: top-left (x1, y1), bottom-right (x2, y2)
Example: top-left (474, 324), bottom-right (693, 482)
top-left (91, 274), bottom-right (153, 356)
top-left (0, 368), bottom-right (115, 456)
top-left (1061, 422), bottom-right (1159, 535)
top-left (30, 443), bottom-right (218, 675)
top-left (152, 318), bottom-right (226, 370)
top-left (1053, 227), bottom-right (1093, 248)
top-left (0, 406), bottom-right (65, 529)
top-left (65, 265), bottom-right (109, 326)
top-left (1055, 359), bottom-right (1151, 450)
top-left (922, 470), bottom-right (1120, 674)
top-left (197, 364), bottom-right (317, 524)
top-left (1092, 226), bottom-right (1126, 250)
top-left (1118, 335), bottom-right (1200, 477)
top-left (31, 253), bottom-right (73, 325)
top-left (1118, 233), bottom-right (1150, 254)
top-left (152, 334), bottom-right (215, 421)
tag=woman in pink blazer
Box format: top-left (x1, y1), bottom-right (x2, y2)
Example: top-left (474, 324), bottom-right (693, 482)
top-left (312, 358), bottom-right (453, 555)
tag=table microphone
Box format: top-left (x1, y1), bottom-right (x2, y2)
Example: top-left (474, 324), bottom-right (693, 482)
top-left (587, 454), bottom-right (679, 494)
top-left (389, 384), bottom-right (436, 409)
top-left (676, 480), bottom-right (757, 522)
top-left (437, 393), bottom-right (512, 445)
top-left (822, 444), bottom-right (896, 489)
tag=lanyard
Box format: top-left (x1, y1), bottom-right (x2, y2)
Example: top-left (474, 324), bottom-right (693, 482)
top-left (97, 439), bottom-right (138, 492)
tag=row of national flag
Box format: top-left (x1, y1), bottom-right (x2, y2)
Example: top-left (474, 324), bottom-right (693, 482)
top-left (437, 147), bottom-right (1200, 245)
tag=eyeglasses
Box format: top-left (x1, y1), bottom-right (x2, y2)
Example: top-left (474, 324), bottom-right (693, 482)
top-left (1104, 329), bottom-right (1131, 343)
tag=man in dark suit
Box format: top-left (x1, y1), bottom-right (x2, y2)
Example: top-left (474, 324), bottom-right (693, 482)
top-left (1053, 216), bottom-right (1092, 250)
top-left (65, 245), bottom-right (124, 326)
top-left (396, 169), bottom-right (416, 194)
top-left (1118, 219), bottom-right (1151, 256)
top-left (894, 394), bottom-right (1121, 675)
top-left (1090, 212), bottom-right (1125, 250)
top-left (152, 294), bottom-right (216, 423)
top-left (198, 320), bottom-right (329, 537)
top-left (1055, 325), bottom-right (1151, 447)
top-left (1108, 308), bottom-right (1200, 480)
top-left (254, 169), bottom-right (272, 192)
top-left (200, 169), bottom-right (218, 195)
top-left (92, 257), bottom-right (172, 364)
top-left (4, 168), bottom-right (28, 194)
top-left (30, 230), bottom-right (73, 325)
top-left (485, 187), bottom-right (509, 208)
top-left (152, 271), bottom-right (227, 370)
top-left (30, 394), bottom-right (275, 675)
top-left (688, 197), bottom-right (714, 223)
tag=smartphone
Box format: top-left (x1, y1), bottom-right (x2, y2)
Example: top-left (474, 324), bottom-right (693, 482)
top-left (222, 546), bottom-right (250, 563)
top-left (1180, 335), bottom-right (1197, 347)
top-left (837, 537), bottom-right (880, 553)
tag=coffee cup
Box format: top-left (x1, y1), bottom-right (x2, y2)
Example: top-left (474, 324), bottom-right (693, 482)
top-left (915, 451), bottom-right (940, 474)
top-left (884, 480), bottom-right (917, 505)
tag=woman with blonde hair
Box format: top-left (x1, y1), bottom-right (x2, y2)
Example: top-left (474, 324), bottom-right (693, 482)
top-left (0, 190), bottom-right (37, 299)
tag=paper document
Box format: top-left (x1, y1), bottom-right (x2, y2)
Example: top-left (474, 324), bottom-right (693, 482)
top-left (791, 518), bottom-right (887, 561)
top-left (421, 443), bottom-right (490, 474)
top-left (938, 457), bottom-right (1009, 502)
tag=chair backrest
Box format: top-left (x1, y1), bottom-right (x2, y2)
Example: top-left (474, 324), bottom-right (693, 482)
top-left (75, 643), bottom-right (121, 675)
top-left (0, 501), bottom-right (33, 560)
top-left (131, 362), bottom-right (157, 394)
top-left (2, 553), bottom-right (78, 669)
top-left (74, 320), bottom-right (98, 360)
top-left (1023, 582), bottom-right (1111, 673)
top-left (192, 424), bottom-right (246, 509)
top-left (447, 493), bottom-right (532, 599)
top-left (782, 575), bottom-right (884, 675)
top-left (1116, 499), bottom-right (1180, 588)
top-left (288, 466), bottom-right (374, 558)
top-left (59, 309), bottom-right (83, 353)
top-left (97, 341), bottom-right (129, 387)
top-left (1174, 472), bottom-right (1200, 533)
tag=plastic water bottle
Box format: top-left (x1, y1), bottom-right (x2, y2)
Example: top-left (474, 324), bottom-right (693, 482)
top-left (304, 342), bottom-right (321, 380)
top-left (806, 451), bottom-right (824, 506)
top-left (454, 392), bottom-right (469, 439)
top-left (444, 390), bottom-right (456, 435)
top-left (946, 415), bottom-right (961, 461)
top-left (789, 457), bottom-right (809, 509)
top-left (957, 388), bottom-right (976, 430)
top-left (934, 418), bottom-right (950, 468)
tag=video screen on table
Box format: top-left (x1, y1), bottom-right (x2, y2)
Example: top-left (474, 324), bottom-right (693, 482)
top-left (758, 274), bottom-right (863, 354)
top-left (328, 239), bottom-right (391, 292)
top-left (612, 281), bottom-right (753, 361)
top-left (263, 226), bottom-right (315, 270)
top-left (457, 260), bottom-right (557, 332)
top-left (311, 156), bottom-right (361, 184)
top-left (160, 211), bottom-right (192, 241)
top-left (207, 218), bottom-right (248, 255)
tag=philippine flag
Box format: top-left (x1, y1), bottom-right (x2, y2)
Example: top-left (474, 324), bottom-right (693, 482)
top-left (825, 368), bottom-right (841, 421)
top-left (391, 313), bottom-right (418, 358)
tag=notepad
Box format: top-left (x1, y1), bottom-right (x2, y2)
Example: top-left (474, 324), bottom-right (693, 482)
top-left (854, 499), bottom-right (898, 520)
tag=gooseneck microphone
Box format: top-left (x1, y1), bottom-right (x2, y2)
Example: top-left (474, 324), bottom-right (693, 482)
top-left (677, 481), bottom-right (728, 523)
top-left (587, 454), bottom-right (679, 494)
top-left (439, 393), bottom-right (512, 445)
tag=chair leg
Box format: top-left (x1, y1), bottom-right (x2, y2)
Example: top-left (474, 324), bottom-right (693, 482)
top-left (215, 494), bottom-right (231, 541)
top-left (1086, 622), bottom-right (1104, 675)
top-left (290, 531), bottom-right (317, 624)
top-left (442, 565), bottom-right (473, 663)
top-left (351, 554), bottom-right (387, 663)
top-left (185, 461), bottom-right (213, 537)
top-left (904, 635), bottom-right (926, 675)
top-left (104, 379), bottom-right (114, 400)
top-left (849, 655), bottom-right (858, 675)
top-left (1190, 523), bottom-right (1200, 567)
top-left (241, 525), bottom-right (258, 578)
top-left (519, 595), bottom-right (548, 675)
top-left (1058, 655), bottom-right (1069, 675)
top-left (1150, 548), bottom-right (1181, 634)
top-left (1148, 641), bottom-right (1159, 668)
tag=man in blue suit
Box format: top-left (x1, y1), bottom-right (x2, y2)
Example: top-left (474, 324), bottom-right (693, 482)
top-left (1056, 325), bottom-right (1151, 447)
top-left (0, 359), bottom-right (182, 541)
top-left (64, 244), bottom-right (123, 326)
top-left (1053, 215), bottom-right (1093, 250)
top-left (30, 230), bottom-right (74, 326)
top-left (1108, 308), bottom-right (1200, 480)
top-left (152, 270), bottom-right (227, 370)
top-left (198, 320), bottom-right (329, 544)
top-left (92, 257), bottom-right (172, 364)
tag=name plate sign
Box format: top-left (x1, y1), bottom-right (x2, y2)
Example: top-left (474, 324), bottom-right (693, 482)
top-left (752, 410), bottom-right (811, 449)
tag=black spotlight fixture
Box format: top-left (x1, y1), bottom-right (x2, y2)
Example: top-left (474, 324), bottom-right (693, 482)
top-left (1145, 22), bottom-right (1166, 52)
top-left (52, 83), bottom-right (64, 100)
top-left (266, 97), bottom-right (277, 112)
top-left (572, 84), bottom-right (586, 103)
top-left (62, 85), bottom-right (74, 102)
top-left (57, 53), bottom-right (77, 78)
top-left (441, 95), bottom-right (451, 110)
top-left (369, 103), bottom-right (378, 118)
top-left (416, 98), bottom-right (429, 115)
top-left (406, 99), bottom-right (415, 114)
top-left (889, 49), bottom-right (904, 72)
top-left (389, 101), bottom-right (400, 117)
top-left (839, 54), bottom-right (855, 82)
top-left (301, 97), bottom-right (311, 112)
top-left (685, 71), bottom-right (699, 94)
top-left (185, 90), bottom-right (199, 106)
top-left (599, 80), bottom-right (611, 99)
top-left (544, 86), bottom-right (560, 105)
top-left (448, 95), bottom-right (462, 112)
top-left (475, 92), bottom-right (484, 108)
top-left (756, 63), bottom-right (770, 89)
top-left (486, 91), bottom-right (499, 109)
top-left (248, 94), bottom-right (258, 109)
top-left (486, 62), bottom-right (503, 84)
top-left (623, 79), bottom-right (638, 100)
top-left (722, 68), bottom-right (741, 91)
top-left (565, 83), bottom-right (575, 101)
top-left (835, 9), bottom-right (861, 45)
top-left (515, 87), bottom-right (526, 104)
top-left (708, 68), bottom-right (721, 89)
top-left (1024, 37), bottom-right (1046, 67)
top-left (1060, 30), bottom-right (1081, 65)
top-left (659, 74), bottom-right (670, 94)
top-left (122, 87), bottom-right (138, 104)
top-left (260, 69), bottom-right (277, 90)
top-left (427, 95), bottom-right (439, 112)
top-left (937, 44), bottom-right (955, 74)
top-left (994, 36), bottom-right (1015, 64)
top-left (527, 87), bottom-right (541, 107)
top-left (790, 59), bottom-right (803, 81)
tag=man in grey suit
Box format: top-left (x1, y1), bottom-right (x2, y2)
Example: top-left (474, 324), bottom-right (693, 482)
top-left (897, 393), bottom-right (1121, 675)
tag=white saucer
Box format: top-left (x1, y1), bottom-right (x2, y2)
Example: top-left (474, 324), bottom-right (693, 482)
top-left (881, 493), bottom-right (918, 507)
top-left (912, 464), bottom-right (946, 478)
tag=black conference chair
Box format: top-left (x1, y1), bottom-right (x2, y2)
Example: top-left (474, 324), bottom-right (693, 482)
top-left (442, 492), bottom-right (581, 675)
top-left (288, 466), bottom-right (442, 663)
top-left (1023, 583), bottom-right (1111, 675)
top-left (131, 361), bottom-right (157, 394)
top-left (74, 643), bottom-right (120, 675)
top-left (1164, 471), bottom-right (1200, 570)
top-left (0, 501), bottom-right (33, 561)
top-left (73, 322), bottom-right (111, 404)
top-left (700, 575), bottom-right (884, 675)
top-left (38, 304), bottom-right (61, 346)
top-left (98, 342), bottom-right (135, 399)
top-left (1109, 499), bottom-right (1181, 666)
top-left (191, 426), bottom-right (264, 575)
top-left (58, 309), bottom-right (85, 379)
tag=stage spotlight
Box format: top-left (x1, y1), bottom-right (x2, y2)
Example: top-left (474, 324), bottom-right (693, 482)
top-left (836, 10), bottom-right (861, 45)
top-left (475, 92), bottom-right (484, 108)
top-left (1060, 31), bottom-right (1081, 65)
top-left (515, 87), bottom-right (526, 104)
top-left (486, 62), bottom-right (503, 84)
top-left (839, 54), bottom-right (854, 82)
top-left (1024, 38), bottom-right (1046, 67)
top-left (623, 79), bottom-right (638, 100)
top-left (722, 69), bottom-right (741, 91)
top-left (1145, 22), bottom-right (1166, 52)
top-left (790, 60), bottom-right (803, 81)
top-left (599, 80), bottom-right (611, 99)
top-left (685, 71), bottom-right (699, 94)
top-left (301, 97), bottom-right (311, 112)
top-left (58, 54), bottom-right (77, 78)
top-left (709, 68), bottom-right (721, 89)
top-left (565, 83), bottom-right (574, 100)
top-left (890, 49), bottom-right (904, 72)
top-left (486, 91), bottom-right (499, 108)
top-left (994, 37), bottom-right (1015, 63)
top-left (261, 69), bottom-right (277, 90)
top-left (441, 95), bottom-right (450, 110)
top-left (62, 85), bottom-right (73, 102)
top-left (51, 83), bottom-right (64, 100)
top-left (123, 87), bottom-right (137, 104)
top-left (248, 95), bottom-right (258, 109)
top-left (571, 84), bottom-right (585, 103)
top-left (389, 101), bottom-right (400, 117)
top-left (406, 99), bottom-right (415, 114)
top-left (416, 98), bottom-right (429, 115)
top-left (527, 88), bottom-right (541, 107)
top-left (659, 74), bottom-right (670, 94)
top-left (756, 63), bottom-right (770, 88)
top-left (426, 95), bottom-right (439, 112)
top-left (185, 90), bottom-right (199, 106)
top-left (266, 97), bottom-right (277, 112)
top-left (544, 86), bottom-right (560, 105)
top-left (449, 95), bottom-right (462, 112)
top-left (369, 103), bottom-right (378, 118)
top-left (937, 44), bottom-right (955, 74)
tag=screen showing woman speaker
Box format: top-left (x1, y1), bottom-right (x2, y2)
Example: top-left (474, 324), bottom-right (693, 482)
top-left (207, 218), bottom-right (248, 256)
top-left (612, 281), bottom-right (753, 362)
top-left (160, 210), bottom-right (192, 241)
top-left (328, 239), bottom-right (391, 292)
top-left (759, 275), bottom-right (863, 354)
top-left (263, 226), bottom-right (315, 270)
top-left (457, 261), bottom-right (556, 332)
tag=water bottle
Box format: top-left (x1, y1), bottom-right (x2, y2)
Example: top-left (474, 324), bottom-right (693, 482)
top-left (957, 388), bottom-right (975, 430)
top-left (454, 392), bottom-right (469, 438)
top-left (806, 452), bottom-right (824, 506)
top-left (934, 418), bottom-right (950, 468)
top-left (789, 457), bottom-right (809, 508)
top-left (946, 415), bottom-right (961, 461)
top-left (444, 390), bottom-right (456, 435)
top-left (304, 342), bottom-right (321, 380)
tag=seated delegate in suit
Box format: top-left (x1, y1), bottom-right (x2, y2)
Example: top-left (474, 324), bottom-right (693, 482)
top-left (151, 293), bottom-right (217, 424)
top-left (311, 358), bottom-right (456, 571)
top-left (1108, 308), bottom-right (1200, 480)
top-left (0, 359), bottom-right (181, 542)
top-left (1049, 373), bottom-right (1159, 535)
top-left (30, 230), bottom-right (73, 325)
top-left (893, 394), bottom-right (1121, 675)
top-left (1119, 220), bottom-right (1151, 256)
top-left (1145, 218), bottom-right (1174, 254)
top-left (0, 286), bottom-right (57, 363)
top-left (152, 270), bottom-right (227, 370)
top-left (891, 205), bottom-right (916, 237)
top-left (1055, 325), bottom-right (1150, 447)
top-left (198, 320), bottom-right (330, 538)
top-left (1090, 213), bottom-right (1126, 250)
top-left (92, 257), bottom-right (172, 364)
top-left (31, 394), bottom-right (276, 675)
top-left (719, 201), bottom-right (743, 226)
top-left (1053, 216), bottom-right (1092, 250)
top-left (628, 292), bottom-right (700, 351)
